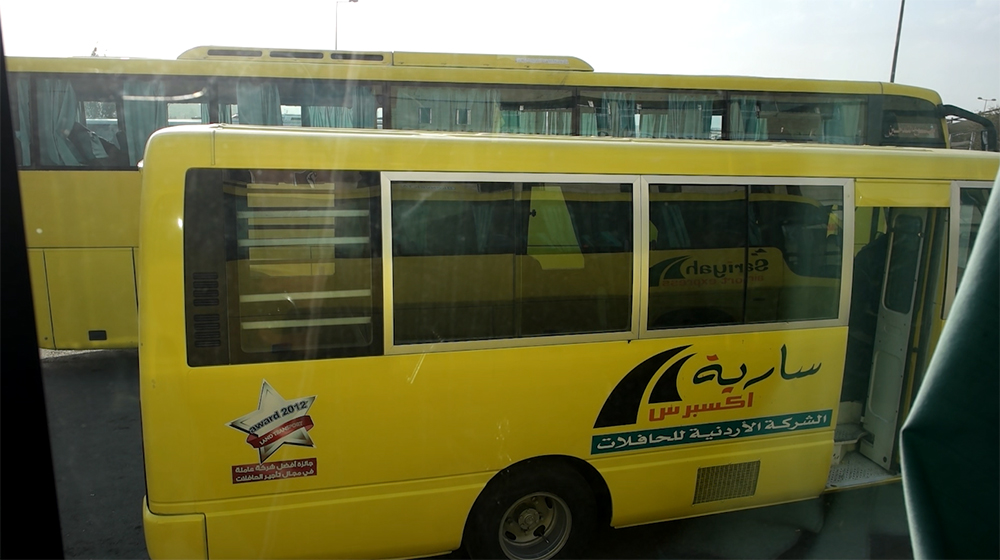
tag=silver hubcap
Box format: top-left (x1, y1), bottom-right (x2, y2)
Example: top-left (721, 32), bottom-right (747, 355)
top-left (498, 492), bottom-right (572, 560)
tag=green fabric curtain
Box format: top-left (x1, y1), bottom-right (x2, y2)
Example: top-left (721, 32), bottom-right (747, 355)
top-left (123, 80), bottom-right (168, 166)
top-left (237, 81), bottom-right (282, 125)
top-left (352, 86), bottom-right (377, 129)
top-left (36, 78), bottom-right (82, 166)
top-left (500, 109), bottom-right (571, 135)
top-left (307, 106), bottom-right (353, 128)
top-left (600, 92), bottom-right (636, 137)
top-left (640, 95), bottom-right (714, 139)
top-left (304, 86), bottom-right (377, 129)
top-left (16, 78), bottom-right (31, 165)
top-left (393, 86), bottom-right (501, 132)
top-left (581, 113), bottom-right (597, 136)
top-left (822, 102), bottom-right (864, 145)
top-left (730, 97), bottom-right (768, 141)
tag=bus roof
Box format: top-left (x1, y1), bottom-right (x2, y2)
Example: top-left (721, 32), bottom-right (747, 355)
top-left (177, 46), bottom-right (596, 72)
top-left (6, 49), bottom-right (940, 103)
top-left (144, 124), bottom-right (997, 181)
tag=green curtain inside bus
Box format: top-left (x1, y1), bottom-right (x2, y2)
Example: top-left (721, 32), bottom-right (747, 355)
top-left (304, 86), bottom-right (377, 129)
top-left (581, 112), bottom-right (597, 136)
top-left (15, 78), bottom-right (31, 165)
top-left (581, 92), bottom-right (637, 137)
top-left (306, 106), bottom-right (353, 128)
top-left (393, 86), bottom-right (502, 132)
top-left (640, 94), bottom-right (714, 139)
top-left (600, 92), bottom-right (636, 137)
top-left (352, 87), bottom-right (377, 128)
top-left (237, 81), bottom-right (282, 125)
top-left (499, 109), bottom-right (571, 135)
top-left (822, 102), bottom-right (864, 144)
top-left (730, 96), bottom-right (768, 140)
top-left (36, 78), bottom-right (82, 166)
top-left (123, 80), bottom-right (169, 166)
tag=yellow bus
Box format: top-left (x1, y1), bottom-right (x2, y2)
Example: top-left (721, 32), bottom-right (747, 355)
top-left (138, 124), bottom-right (997, 559)
top-left (9, 47), bottom-right (997, 350)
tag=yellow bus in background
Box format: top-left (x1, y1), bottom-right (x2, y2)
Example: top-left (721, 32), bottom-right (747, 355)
top-left (9, 46), bottom-right (995, 350)
top-left (138, 125), bottom-right (996, 559)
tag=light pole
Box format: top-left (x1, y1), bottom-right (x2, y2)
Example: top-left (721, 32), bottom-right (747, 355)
top-left (978, 97), bottom-right (997, 112)
top-left (335, 0), bottom-right (358, 51)
top-left (889, 0), bottom-right (905, 83)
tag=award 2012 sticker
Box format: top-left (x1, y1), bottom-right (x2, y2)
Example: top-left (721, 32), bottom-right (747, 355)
top-left (227, 380), bottom-right (318, 484)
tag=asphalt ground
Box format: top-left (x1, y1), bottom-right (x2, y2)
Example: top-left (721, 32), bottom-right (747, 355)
top-left (40, 349), bottom-right (912, 559)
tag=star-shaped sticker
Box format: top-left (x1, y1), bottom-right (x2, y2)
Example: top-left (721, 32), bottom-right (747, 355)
top-left (228, 380), bottom-right (317, 463)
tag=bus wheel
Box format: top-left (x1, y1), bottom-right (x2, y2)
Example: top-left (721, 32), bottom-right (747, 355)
top-left (463, 464), bottom-right (597, 559)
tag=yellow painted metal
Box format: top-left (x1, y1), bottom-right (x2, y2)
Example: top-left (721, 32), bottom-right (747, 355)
top-left (176, 46), bottom-right (393, 65)
top-left (18, 170), bottom-right (140, 349)
top-left (205, 127), bottom-right (998, 180)
top-left (27, 249), bottom-right (54, 348)
top-left (45, 248), bottom-right (138, 349)
top-left (392, 51), bottom-right (594, 71)
top-left (856, 180), bottom-right (952, 208)
top-left (19, 171), bottom-right (140, 248)
top-left (143, 498), bottom-right (207, 560)
top-left (132, 126), bottom-right (1000, 559)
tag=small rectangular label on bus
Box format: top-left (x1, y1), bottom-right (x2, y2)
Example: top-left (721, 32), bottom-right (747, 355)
top-left (232, 458), bottom-right (318, 484)
top-left (592, 410), bottom-right (832, 455)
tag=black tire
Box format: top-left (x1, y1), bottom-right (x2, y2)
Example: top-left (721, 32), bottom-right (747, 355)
top-left (463, 462), bottom-right (597, 560)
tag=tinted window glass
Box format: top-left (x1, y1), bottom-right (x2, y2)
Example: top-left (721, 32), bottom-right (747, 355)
top-left (956, 187), bottom-right (992, 287)
top-left (391, 180), bottom-right (632, 344)
top-left (184, 169), bottom-right (382, 366)
top-left (648, 185), bottom-right (748, 328)
top-left (748, 185), bottom-right (844, 321)
top-left (881, 95), bottom-right (946, 147)
top-left (391, 86), bottom-right (573, 134)
top-left (647, 183), bottom-right (844, 329)
top-left (728, 93), bottom-right (866, 144)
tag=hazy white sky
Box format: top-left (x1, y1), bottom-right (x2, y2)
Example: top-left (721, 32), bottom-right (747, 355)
top-left (1, 0), bottom-right (997, 111)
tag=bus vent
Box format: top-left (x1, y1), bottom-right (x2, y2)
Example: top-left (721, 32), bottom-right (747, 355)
top-left (192, 273), bottom-right (220, 307)
top-left (271, 50), bottom-right (324, 60)
top-left (692, 461), bottom-right (760, 504)
top-left (192, 314), bottom-right (222, 348)
top-left (330, 53), bottom-right (385, 62)
top-left (206, 49), bottom-right (263, 58)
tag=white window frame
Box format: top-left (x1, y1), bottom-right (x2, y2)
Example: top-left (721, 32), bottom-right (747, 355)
top-left (637, 176), bottom-right (855, 340)
top-left (380, 172), bottom-right (855, 356)
top-left (381, 172), bottom-right (642, 356)
top-left (944, 180), bottom-right (994, 319)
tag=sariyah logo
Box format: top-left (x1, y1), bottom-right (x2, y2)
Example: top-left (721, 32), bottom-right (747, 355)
top-left (593, 345), bottom-right (821, 429)
top-left (648, 249), bottom-right (771, 286)
top-left (228, 380), bottom-right (317, 463)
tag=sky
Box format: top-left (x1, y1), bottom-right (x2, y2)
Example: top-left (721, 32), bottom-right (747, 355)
top-left (0, 0), bottom-right (997, 112)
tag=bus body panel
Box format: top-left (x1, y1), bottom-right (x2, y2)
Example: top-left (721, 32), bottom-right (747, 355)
top-left (595, 429), bottom-right (833, 527)
top-left (203, 473), bottom-right (487, 559)
top-left (142, 328), bottom-right (844, 506)
top-left (143, 499), bottom-right (208, 560)
top-left (43, 247), bottom-right (138, 348)
top-left (19, 170), bottom-right (140, 248)
top-left (856, 179), bottom-right (951, 208)
top-left (27, 249), bottom-right (54, 347)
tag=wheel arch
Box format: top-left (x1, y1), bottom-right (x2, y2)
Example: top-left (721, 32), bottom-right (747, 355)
top-left (463, 454), bottom-right (613, 534)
